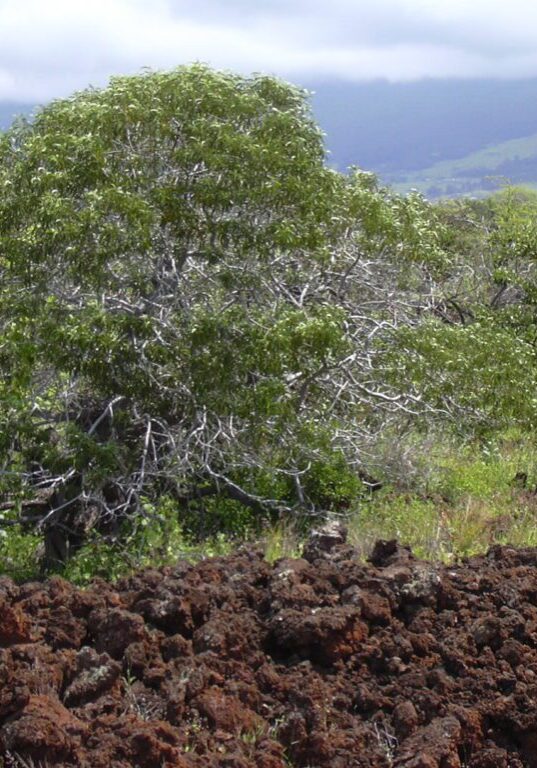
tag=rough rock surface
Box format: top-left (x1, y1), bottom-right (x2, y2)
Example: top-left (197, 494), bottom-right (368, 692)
top-left (3, 532), bottom-right (537, 766)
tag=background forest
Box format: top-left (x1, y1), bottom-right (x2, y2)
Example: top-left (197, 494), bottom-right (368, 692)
top-left (2, 65), bottom-right (537, 584)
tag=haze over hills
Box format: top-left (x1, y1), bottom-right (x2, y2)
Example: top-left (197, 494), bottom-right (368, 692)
top-left (309, 79), bottom-right (537, 171)
top-left (309, 77), bottom-right (537, 197)
top-left (5, 77), bottom-right (537, 198)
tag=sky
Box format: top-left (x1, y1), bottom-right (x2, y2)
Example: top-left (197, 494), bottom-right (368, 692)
top-left (2, 0), bottom-right (537, 102)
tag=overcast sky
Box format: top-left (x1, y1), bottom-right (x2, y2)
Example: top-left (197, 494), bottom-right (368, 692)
top-left (2, 0), bottom-right (537, 102)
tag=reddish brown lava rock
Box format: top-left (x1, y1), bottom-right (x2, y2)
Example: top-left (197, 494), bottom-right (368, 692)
top-left (0, 650), bottom-right (30, 719)
top-left (63, 646), bottom-right (122, 706)
top-left (88, 606), bottom-right (148, 658)
top-left (7, 534), bottom-right (537, 765)
top-left (0, 694), bottom-right (86, 762)
top-left (268, 605), bottom-right (368, 665)
top-left (393, 700), bottom-right (420, 739)
top-left (193, 687), bottom-right (263, 733)
top-left (0, 596), bottom-right (32, 646)
top-left (393, 715), bottom-right (462, 767)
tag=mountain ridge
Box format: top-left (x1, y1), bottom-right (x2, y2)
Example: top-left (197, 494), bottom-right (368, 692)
top-left (309, 77), bottom-right (537, 175)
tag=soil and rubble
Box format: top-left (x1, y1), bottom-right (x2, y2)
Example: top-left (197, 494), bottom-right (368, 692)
top-left (2, 524), bottom-right (537, 767)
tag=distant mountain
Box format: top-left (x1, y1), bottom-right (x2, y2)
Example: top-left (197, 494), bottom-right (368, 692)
top-left (309, 78), bottom-right (537, 174)
top-left (307, 77), bottom-right (537, 198)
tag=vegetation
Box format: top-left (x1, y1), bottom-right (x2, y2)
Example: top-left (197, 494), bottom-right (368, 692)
top-left (2, 65), bottom-right (537, 581)
top-left (391, 133), bottom-right (537, 198)
top-left (349, 429), bottom-right (537, 561)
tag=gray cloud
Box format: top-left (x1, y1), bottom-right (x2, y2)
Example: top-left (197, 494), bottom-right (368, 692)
top-left (1, 0), bottom-right (537, 102)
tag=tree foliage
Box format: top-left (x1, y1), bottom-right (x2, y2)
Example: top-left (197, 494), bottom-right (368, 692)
top-left (2, 66), bottom-right (537, 572)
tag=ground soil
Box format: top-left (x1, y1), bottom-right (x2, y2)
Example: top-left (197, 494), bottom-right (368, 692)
top-left (3, 525), bottom-right (537, 767)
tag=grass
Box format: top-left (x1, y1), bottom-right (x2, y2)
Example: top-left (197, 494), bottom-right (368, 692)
top-left (2, 430), bottom-right (537, 583)
top-left (262, 519), bottom-right (304, 564)
top-left (348, 430), bottom-right (537, 561)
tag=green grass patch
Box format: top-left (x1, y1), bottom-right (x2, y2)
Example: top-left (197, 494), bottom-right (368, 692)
top-left (350, 430), bottom-right (537, 560)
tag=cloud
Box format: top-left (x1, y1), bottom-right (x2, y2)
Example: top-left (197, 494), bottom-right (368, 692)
top-left (1, 0), bottom-right (537, 102)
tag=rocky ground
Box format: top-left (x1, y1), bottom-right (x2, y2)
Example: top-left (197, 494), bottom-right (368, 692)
top-left (3, 526), bottom-right (537, 767)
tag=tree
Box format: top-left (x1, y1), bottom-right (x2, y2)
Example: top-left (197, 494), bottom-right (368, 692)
top-left (386, 189), bottom-right (537, 436)
top-left (0, 66), bottom-right (455, 568)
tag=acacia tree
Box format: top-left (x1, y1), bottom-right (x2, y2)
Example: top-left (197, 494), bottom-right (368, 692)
top-left (0, 66), bottom-right (455, 567)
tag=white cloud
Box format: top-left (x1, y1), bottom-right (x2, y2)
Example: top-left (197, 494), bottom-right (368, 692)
top-left (2, 0), bottom-right (537, 102)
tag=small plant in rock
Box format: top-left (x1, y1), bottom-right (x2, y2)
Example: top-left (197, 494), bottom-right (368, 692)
top-left (373, 721), bottom-right (398, 766)
top-left (2, 754), bottom-right (50, 768)
top-left (239, 724), bottom-right (267, 758)
top-left (263, 519), bottom-right (304, 563)
top-left (121, 669), bottom-right (166, 722)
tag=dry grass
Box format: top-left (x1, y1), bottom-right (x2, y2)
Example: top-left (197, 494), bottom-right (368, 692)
top-left (262, 519), bottom-right (304, 564)
top-left (349, 485), bottom-right (537, 563)
top-left (1, 754), bottom-right (50, 768)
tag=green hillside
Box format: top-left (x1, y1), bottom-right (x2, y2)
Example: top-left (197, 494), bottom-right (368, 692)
top-left (390, 133), bottom-right (537, 198)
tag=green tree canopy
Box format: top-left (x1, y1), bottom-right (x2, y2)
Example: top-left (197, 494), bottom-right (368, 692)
top-left (0, 66), bottom-right (354, 561)
top-left (0, 65), bottom-right (499, 570)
